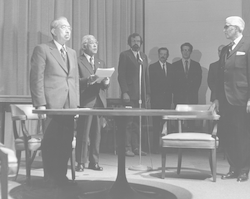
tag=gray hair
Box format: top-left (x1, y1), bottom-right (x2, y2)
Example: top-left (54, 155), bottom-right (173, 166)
top-left (50, 17), bottom-right (68, 34)
top-left (81, 35), bottom-right (98, 50)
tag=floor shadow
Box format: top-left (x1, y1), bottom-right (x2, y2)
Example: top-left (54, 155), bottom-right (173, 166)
top-left (9, 177), bottom-right (192, 199)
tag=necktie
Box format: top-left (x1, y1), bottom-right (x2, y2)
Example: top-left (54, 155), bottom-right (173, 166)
top-left (185, 60), bottom-right (188, 77)
top-left (90, 57), bottom-right (95, 71)
top-left (60, 47), bottom-right (66, 62)
top-left (137, 53), bottom-right (140, 61)
top-left (227, 42), bottom-right (235, 58)
top-left (162, 63), bottom-right (167, 76)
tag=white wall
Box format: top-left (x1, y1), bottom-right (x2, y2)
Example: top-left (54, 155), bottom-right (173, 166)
top-left (145, 0), bottom-right (242, 104)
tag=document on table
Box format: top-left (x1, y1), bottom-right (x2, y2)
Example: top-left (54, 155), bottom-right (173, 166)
top-left (94, 67), bottom-right (115, 83)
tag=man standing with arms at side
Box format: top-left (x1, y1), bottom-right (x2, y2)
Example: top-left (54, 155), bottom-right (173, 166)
top-left (75, 35), bottom-right (110, 172)
top-left (213, 16), bottom-right (250, 182)
top-left (118, 33), bottom-right (149, 157)
top-left (149, 47), bottom-right (173, 154)
top-left (172, 42), bottom-right (202, 131)
top-left (30, 17), bottom-right (79, 187)
top-left (207, 45), bottom-right (225, 102)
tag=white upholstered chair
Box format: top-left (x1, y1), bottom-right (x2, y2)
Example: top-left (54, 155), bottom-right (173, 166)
top-left (10, 104), bottom-right (75, 184)
top-left (161, 104), bottom-right (220, 182)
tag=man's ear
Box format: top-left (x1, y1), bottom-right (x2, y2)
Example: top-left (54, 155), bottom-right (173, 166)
top-left (51, 28), bottom-right (56, 36)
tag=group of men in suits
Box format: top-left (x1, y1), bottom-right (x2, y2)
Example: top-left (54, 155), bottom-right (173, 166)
top-left (30, 15), bottom-right (250, 186)
top-left (149, 43), bottom-right (202, 153)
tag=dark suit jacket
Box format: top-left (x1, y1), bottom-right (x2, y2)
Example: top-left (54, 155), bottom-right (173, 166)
top-left (149, 61), bottom-right (173, 109)
top-left (172, 59), bottom-right (202, 105)
top-left (207, 60), bottom-right (219, 102)
top-left (117, 49), bottom-right (149, 102)
top-left (78, 54), bottom-right (109, 108)
top-left (216, 37), bottom-right (250, 106)
top-left (30, 40), bottom-right (79, 109)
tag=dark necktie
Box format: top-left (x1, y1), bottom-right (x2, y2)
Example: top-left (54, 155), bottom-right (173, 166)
top-left (185, 60), bottom-right (189, 77)
top-left (90, 57), bottom-right (95, 71)
top-left (60, 47), bottom-right (66, 62)
top-left (227, 42), bottom-right (235, 58)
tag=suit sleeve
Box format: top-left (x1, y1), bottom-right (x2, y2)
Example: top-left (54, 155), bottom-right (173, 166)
top-left (117, 52), bottom-right (129, 94)
top-left (30, 45), bottom-right (46, 107)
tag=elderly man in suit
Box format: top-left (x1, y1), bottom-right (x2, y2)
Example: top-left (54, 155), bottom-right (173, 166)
top-left (30, 16), bottom-right (79, 187)
top-left (172, 42), bottom-right (202, 131)
top-left (118, 33), bottom-right (149, 157)
top-left (75, 35), bottom-right (110, 172)
top-left (149, 47), bottom-right (173, 153)
top-left (207, 45), bottom-right (225, 102)
top-left (213, 16), bottom-right (250, 182)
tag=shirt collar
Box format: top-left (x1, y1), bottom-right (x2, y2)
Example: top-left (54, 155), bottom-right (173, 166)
top-left (182, 58), bottom-right (190, 65)
top-left (131, 49), bottom-right (140, 58)
top-left (232, 34), bottom-right (243, 49)
top-left (54, 40), bottom-right (67, 52)
top-left (84, 52), bottom-right (94, 63)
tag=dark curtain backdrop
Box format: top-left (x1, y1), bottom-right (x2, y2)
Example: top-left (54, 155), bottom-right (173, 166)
top-left (0, 0), bottom-right (144, 98)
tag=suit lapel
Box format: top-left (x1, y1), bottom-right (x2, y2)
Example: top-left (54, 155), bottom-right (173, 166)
top-left (128, 50), bottom-right (138, 67)
top-left (80, 55), bottom-right (94, 74)
top-left (49, 41), bottom-right (68, 73)
top-left (227, 38), bottom-right (244, 59)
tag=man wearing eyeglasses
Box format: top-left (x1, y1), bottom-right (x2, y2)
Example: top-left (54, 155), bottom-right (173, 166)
top-left (213, 16), bottom-right (250, 182)
top-left (30, 16), bottom-right (79, 187)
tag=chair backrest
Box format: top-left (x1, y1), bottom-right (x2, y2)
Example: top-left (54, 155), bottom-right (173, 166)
top-left (10, 104), bottom-right (39, 120)
top-left (176, 104), bottom-right (210, 112)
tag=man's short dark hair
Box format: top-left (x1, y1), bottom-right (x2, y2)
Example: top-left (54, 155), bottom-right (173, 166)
top-left (181, 42), bottom-right (193, 52)
top-left (158, 47), bottom-right (169, 57)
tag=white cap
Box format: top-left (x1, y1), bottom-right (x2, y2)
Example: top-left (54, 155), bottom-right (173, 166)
top-left (225, 16), bottom-right (245, 32)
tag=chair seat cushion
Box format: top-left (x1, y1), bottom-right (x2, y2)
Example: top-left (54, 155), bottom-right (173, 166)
top-left (161, 133), bottom-right (219, 148)
top-left (15, 135), bottom-right (42, 151)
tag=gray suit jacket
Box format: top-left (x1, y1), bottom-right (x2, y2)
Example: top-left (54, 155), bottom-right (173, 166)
top-left (30, 40), bottom-right (79, 109)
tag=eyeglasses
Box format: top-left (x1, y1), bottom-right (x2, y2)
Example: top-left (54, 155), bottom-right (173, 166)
top-left (60, 25), bottom-right (72, 31)
top-left (224, 25), bottom-right (235, 30)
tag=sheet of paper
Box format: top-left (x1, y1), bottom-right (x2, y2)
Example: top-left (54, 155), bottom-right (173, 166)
top-left (95, 67), bottom-right (115, 77)
top-left (94, 67), bottom-right (115, 83)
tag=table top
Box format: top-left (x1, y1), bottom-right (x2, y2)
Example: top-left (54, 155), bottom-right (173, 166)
top-left (33, 108), bottom-right (219, 120)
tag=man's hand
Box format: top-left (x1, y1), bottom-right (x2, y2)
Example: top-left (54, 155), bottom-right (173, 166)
top-left (246, 100), bottom-right (250, 113)
top-left (36, 106), bottom-right (46, 119)
top-left (211, 99), bottom-right (219, 113)
top-left (102, 77), bottom-right (110, 86)
top-left (122, 93), bottom-right (130, 103)
top-left (88, 74), bottom-right (99, 85)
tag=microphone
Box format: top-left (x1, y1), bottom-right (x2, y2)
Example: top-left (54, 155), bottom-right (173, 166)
top-left (137, 52), bottom-right (143, 65)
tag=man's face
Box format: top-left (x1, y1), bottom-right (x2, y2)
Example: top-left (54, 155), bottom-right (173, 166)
top-left (158, 49), bottom-right (168, 63)
top-left (130, 36), bottom-right (141, 52)
top-left (181, 46), bottom-right (192, 59)
top-left (52, 19), bottom-right (71, 44)
top-left (224, 24), bottom-right (238, 40)
top-left (85, 39), bottom-right (98, 56)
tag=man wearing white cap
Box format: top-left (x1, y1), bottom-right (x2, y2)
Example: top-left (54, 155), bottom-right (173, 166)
top-left (213, 16), bottom-right (250, 182)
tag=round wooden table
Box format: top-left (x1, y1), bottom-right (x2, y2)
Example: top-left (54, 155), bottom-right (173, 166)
top-left (33, 108), bottom-right (214, 199)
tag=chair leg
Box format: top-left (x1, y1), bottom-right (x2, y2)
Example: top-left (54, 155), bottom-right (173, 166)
top-left (15, 150), bottom-right (22, 181)
top-left (0, 152), bottom-right (8, 199)
top-left (70, 148), bottom-right (76, 181)
top-left (25, 149), bottom-right (31, 185)
top-left (211, 149), bottom-right (217, 182)
top-left (177, 149), bottom-right (182, 174)
top-left (161, 148), bottom-right (167, 179)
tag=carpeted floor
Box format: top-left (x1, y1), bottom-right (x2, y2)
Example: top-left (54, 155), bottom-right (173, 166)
top-left (4, 149), bottom-right (250, 199)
